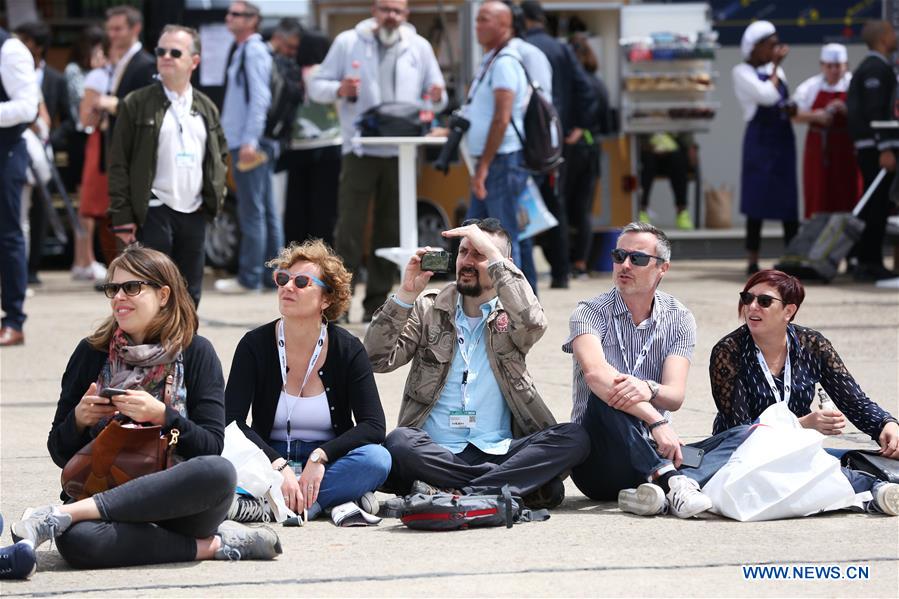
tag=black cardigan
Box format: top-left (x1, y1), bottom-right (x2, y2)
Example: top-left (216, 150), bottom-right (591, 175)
top-left (225, 320), bottom-right (386, 462)
top-left (47, 336), bottom-right (226, 469)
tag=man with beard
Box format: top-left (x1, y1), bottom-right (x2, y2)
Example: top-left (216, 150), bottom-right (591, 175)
top-left (364, 219), bottom-right (588, 509)
top-left (308, 0), bottom-right (445, 322)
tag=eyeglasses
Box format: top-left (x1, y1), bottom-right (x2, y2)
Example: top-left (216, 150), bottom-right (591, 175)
top-left (274, 270), bottom-right (331, 291)
top-left (227, 10), bottom-right (255, 18)
top-left (155, 47), bottom-right (184, 58)
top-left (375, 6), bottom-right (407, 16)
top-left (101, 280), bottom-right (160, 298)
top-left (611, 248), bottom-right (665, 267)
top-left (739, 291), bottom-right (786, 308)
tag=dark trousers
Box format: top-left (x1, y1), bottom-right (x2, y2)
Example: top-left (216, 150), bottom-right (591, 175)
top-left (745, 218), bottom-right (799, 253)
top-left (139, 205), bottom-right (207, 306)
top-left (56, 456), bottom-right (236, 569)
top-left (335, 154), bottom-right (399, 316)
top-left (283, 146), bottom-right (341, 246)
top-left (564, 141), bottom-right (600, 266)
top-left (640, 149), bottom-right (689, 210)
top-left (0, 139), bottom-right (29, 331)
top-left (383, 423), bottom-right (589, 496)
top-left (27, 183), bottom-right (48, 277)
top-left (854, 148), bottom-right (894, 266)
top-left (534, 166), bottom-right (570, 284)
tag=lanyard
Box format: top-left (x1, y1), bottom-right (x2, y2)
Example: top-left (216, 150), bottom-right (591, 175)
top-left (755, 342), bottom-right (791, 404)
top-left (457, 320), bottom-right (485, 410)
top-left (167, 95), bottom-right (192, 152)
top-left (277, 320), bottom-right (327, 449)
top-left (612, 315), bottom-right (658, 377)
top-left (465, 42), bottom-right (509, 104)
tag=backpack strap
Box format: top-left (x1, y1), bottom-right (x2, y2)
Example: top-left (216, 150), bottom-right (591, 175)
top-left (488, 54), bottom-right (536, 148)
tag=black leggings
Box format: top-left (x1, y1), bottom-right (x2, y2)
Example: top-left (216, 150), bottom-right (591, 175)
top-left (56, 455), bottom-right (236, 569)
top-left (745, 218), bottom-right (799, 253)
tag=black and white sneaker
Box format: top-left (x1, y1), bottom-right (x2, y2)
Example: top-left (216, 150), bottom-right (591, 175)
top-left (227, 495), bottom-right (272, 523)
top-left (666, 475), bottom-right (712, 518)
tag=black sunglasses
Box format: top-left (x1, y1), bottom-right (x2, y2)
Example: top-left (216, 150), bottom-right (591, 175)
top-left (102, 280), bottom-right (160, 299)
top-left (739, 291), bottom-right (786, 308)
top-left (611, 248), bottom-right (665, 267)
top-left (155, 47), bottom-right (184, 59)
top-left (273, 270), bottom-right (331, 292)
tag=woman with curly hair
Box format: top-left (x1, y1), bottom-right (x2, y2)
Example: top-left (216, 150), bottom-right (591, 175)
top-left (225, 239), bottom-right (391, 522)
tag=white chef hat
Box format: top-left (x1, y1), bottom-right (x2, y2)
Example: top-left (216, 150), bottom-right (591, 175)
top-left (740, 20), bottom-right (776, 59)
top-left (820, 43), bottom-right (848, 64)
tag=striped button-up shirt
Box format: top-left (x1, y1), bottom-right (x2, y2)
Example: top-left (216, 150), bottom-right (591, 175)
top-left (562, 288), bottom-right (697, 424)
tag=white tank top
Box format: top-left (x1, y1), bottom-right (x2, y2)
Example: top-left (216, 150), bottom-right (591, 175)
top-left (270, 390), bottom-right (336, 442)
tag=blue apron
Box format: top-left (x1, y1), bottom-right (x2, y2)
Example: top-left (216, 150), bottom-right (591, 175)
top-left (740, 71), bottom-right (799, 221)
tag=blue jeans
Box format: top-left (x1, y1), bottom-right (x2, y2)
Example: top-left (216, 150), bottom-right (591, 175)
top-left (518, 236), bottom-right (538, 295)
top-left (0, 139), bottom-right (29, 331)
top-left (231, 142), bottom-right (283, 290)
top-left (268, 440), bottom-right (391, 518)
top-left (467, 150), bottom-right (527, 266)
top-left (679, 425), bottom-right (755, 486)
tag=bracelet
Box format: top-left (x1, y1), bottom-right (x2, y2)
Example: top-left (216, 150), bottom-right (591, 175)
top-left (648, 419), bottom-right (669, 431)
top-left (275, 460), bottom-right (290, 472)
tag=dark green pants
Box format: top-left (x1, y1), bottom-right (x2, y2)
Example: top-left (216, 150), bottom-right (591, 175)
top-left (335, 153), bottom-right (399, 315)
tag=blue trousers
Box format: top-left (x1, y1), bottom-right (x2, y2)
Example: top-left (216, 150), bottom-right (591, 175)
top-left (466, 150), bottom-right (527, 266)
top-left (0, 139), bottom-right (29, 331)
top-left (269, 440), bottom-right (391, 516)
top-left (231, 143), bottom-right (283, 290)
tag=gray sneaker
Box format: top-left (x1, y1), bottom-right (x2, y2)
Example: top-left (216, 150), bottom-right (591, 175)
top-left (214, 520), bottom-right (282, 561)
top-left (410, 480), bottom-right (441, 495)
top-left (872, 482), bottom-right (899, 516)
top-left (378, 496), bottom-right (406, 518)
top-left (11, 506), bottom-right (72, 549)
top-left (356, 491), bottom-right (379, 516)
top-left (227, 495), bottom-right (272, 523)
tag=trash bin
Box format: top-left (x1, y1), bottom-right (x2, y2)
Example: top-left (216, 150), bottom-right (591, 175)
top-left (591, 229), bottom-right (621, 272)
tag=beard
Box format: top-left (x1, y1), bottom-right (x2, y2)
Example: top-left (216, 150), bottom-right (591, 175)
top-left (377, 26), bottom-right (401, 46)
top-left (456, 266), bottom-right (483, 297)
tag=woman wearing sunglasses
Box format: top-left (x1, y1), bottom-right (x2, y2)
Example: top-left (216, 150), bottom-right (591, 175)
top-left (225, 239), bottom-right (390, 523)
top-left (11, 245), bottom-right (282, 569)
top-left (708, 269), bottom-right (899, 514)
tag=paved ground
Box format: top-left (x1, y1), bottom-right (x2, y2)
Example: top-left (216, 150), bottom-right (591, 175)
top-left (1, 259), bottom-right (897, 597)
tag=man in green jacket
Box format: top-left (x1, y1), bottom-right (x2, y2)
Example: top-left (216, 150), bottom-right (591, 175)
top-left (108, 25), bottom-right (227, 305)
top-left (364, 219), bottom-right (589, 508)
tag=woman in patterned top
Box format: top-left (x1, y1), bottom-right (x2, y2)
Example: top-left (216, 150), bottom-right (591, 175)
top-left (709, 269), bottom-right (899, 514)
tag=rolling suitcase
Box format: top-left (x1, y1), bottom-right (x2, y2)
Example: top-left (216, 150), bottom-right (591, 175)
top-left (775, 168), bottom-right (886, 282)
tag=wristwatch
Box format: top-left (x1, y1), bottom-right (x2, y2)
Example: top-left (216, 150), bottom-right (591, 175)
top-left (309, 449), bottom-right (327, 464)
top-left (644, 379), bottom-right (660, 401)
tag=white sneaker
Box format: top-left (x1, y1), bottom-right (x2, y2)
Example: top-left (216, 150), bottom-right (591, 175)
top-left (88, 261), bottom-right (107, 280)
top-left (666, 475), bottom-right (712, 518)
top-left (618, 483), bottom-right (667, 516)
top-left (873, 482), bottom-right (899, 516)
top-left (71, 265), bottom-right (92, 281)
top-left (356, 491), bottom-right (379, 516)
top-left (214, 278), bottom-right (259, 295)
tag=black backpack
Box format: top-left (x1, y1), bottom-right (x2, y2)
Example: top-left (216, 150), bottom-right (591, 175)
top-left (399, 486), bottom-right (550, 531)
top-left (356, 102), bottom-right (426, 137)
top-left (238, 45), bottom-right (304, 145)
top-left (497, 56), bottom-right (564, 174)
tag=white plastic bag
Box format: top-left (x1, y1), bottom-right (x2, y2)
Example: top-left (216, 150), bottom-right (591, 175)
top-left (518, 177), bottom-right (559, 240)
top-left (702, 403), bottom-right (864, 521)
top-left (221, 422), bottom-right (295, 522)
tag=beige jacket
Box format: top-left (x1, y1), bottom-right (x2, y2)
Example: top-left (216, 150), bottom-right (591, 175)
top-left (364, 260), bottom-right (556, 437)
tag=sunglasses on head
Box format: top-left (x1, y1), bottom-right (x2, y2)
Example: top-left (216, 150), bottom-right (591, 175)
top-left (155, 47), bottom-right (184, 59)
top-left (274, 270), bottom-right (331, 291)
top-left (101, 280), bottom-right (160, 299)
top-left (739, 291), bottom-right (786, 308)
top-left (611, 248), bottom-right (665, 267)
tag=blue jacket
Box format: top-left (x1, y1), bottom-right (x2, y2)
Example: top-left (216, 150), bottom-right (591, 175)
top-left (523, 27), bottom-right (597, 135)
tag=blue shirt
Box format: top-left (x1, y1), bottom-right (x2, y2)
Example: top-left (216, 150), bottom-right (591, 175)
top-left (423, 297), bottom-right (513, 455)
top-left (464, 46), bottom-right (527, 157)
top-left (221, 34), bottom-right (272, 151)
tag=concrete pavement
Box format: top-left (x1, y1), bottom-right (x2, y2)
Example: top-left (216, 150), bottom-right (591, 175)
top-left (1, 260), bottom-right (897, 597)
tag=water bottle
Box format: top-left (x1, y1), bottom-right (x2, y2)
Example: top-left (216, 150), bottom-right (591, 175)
top-left (347, 60), bottom-right (360, 103)
top-left (419, 93), bottom-right (434, 130)
top-left (817, 386), bottom-right (835, 412)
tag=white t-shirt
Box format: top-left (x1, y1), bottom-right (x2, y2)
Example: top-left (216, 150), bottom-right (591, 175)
top-left (150, 85), bottom-right (207, 213)
top-left (732, 62), bottom-right (786, 122)
top-left (83, 67), bottom-right (111, 94)
top-left (792, 72), bottom-right (851, 112)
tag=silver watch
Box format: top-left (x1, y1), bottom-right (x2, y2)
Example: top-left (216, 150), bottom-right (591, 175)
top-left (309, 449), bottom-right (326, 464)
top-left (645, 379), bottom-right (660, 400)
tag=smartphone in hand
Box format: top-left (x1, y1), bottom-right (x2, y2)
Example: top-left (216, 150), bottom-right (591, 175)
top-left (99, 387), bottom-right (129, 399)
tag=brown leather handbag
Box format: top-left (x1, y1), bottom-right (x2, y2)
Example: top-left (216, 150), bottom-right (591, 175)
top-left (61, 375), bottom-right (180, 500)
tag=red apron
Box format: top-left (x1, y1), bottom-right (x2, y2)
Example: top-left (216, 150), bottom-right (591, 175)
top-left (802, 89), bottom-right (861, 218)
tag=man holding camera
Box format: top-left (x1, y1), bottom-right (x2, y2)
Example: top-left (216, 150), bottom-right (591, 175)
top-left (308, 0), bottom-right (445, 322)
top-left (364, 219), bottom-right (588, 508)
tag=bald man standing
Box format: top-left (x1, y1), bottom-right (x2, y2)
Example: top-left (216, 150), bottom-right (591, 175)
top-left (463, 1), bottom-right (529, 266)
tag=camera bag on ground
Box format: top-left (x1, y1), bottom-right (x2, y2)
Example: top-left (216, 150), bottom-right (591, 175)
top-left (775, 168), bottom-right (884, 281)
top-left (399, 485), bottom-right (550, 531)
top-left (357, 102), bottom-right (426, 137)
top-left (841, 449), bottom-right (899, 483)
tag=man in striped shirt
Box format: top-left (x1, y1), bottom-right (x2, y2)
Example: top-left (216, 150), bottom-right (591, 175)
top-left (562, 222), bottom-right (719, 518)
